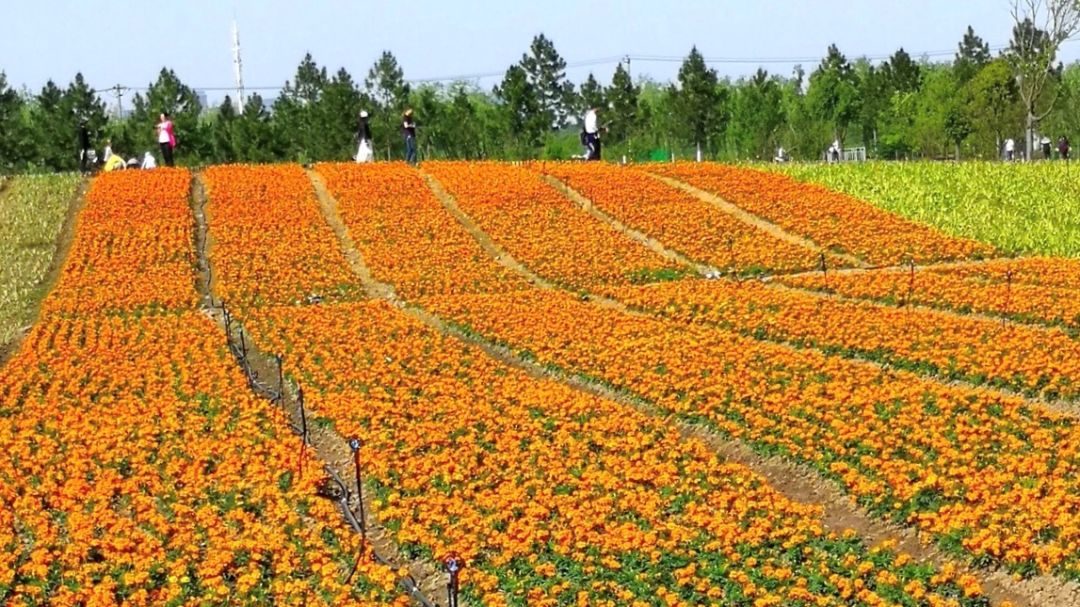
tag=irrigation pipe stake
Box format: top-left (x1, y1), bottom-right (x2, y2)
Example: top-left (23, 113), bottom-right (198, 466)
top-left (443, 554), bottom-right (464, 607)
top-left (350, 438), bottom-right (367, 537)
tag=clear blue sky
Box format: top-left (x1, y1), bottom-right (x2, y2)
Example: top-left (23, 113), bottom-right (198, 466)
top-left (3, 0), bottom-right (1076, 106)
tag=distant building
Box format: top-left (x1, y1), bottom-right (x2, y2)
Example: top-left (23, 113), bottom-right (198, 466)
top-left (196, 90), bottom-right (209, 110)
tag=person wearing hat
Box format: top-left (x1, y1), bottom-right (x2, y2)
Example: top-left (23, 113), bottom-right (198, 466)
top-left (403, 108), bottom-right (417, 164)
top-left (356, 110), bottom-right (374, 163)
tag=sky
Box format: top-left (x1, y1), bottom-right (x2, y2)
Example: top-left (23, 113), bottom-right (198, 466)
top-left (3, 0), bottom-right (1078, 108)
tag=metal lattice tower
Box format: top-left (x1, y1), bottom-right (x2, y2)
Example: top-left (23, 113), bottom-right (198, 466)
top-left (232, 19), bottom-right (246, 113)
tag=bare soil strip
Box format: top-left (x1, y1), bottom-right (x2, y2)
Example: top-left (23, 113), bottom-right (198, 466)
top-left (777, 254), bottom-right (1024, 280)
top-left (193, 173), bottom-right (448, 607)
top-left (649, 172), bottom-right (869, 268)
top-left (311, 169), bottom-right (1065, 607)
top-left (0, 176), bottom-right (87, 368)
top-left (541, 174), bottom-right (719, 276)
top-left (419, 171), bottom-right (559, 290)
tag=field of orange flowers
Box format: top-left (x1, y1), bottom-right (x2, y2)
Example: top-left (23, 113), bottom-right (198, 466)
top-left (532, 162), bottom-right (838, 274)
top-left (782, 264), bottom-right (1080, 331)
top-left (199, 162), bottom-right (1002, 606)
top-left (0, 169), bottom-right (405, 605)
top-left (17, 159), bottom-right (1080, 605)
top-left (645, 163), bottom-right (994, 265)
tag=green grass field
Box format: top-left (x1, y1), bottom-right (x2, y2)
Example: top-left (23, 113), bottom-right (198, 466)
top-left (0, 174), bottom-right (79, 347)
top-left (775, 161), bottom-right (1080, 258)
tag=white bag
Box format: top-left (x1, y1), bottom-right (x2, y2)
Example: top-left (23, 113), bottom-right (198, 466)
top-left (355, 140), bottom-right (374, 163)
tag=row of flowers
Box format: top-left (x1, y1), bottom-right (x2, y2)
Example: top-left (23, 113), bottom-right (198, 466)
top-left (202, 165), bottom-right (361, 308)
top-left (315, 163), bottom-right (532, 299)
top-left (533, 162), bottom-right (838, 274)
top-left (644, 163), bottom-right (994, 266)
top-left (0, 170), bottom-right (403, 605)
top-left (423, 288), bottom-right (1080, 580)
top-left (612, 277), bottom-right (1080, 401)
top-left (203, 163), bottom-right (995, 606)
top-left (41, 168), bottom-right (197, 317)
top-left (424, 161), bottom-right (686, 293)
top-left (782, 266), bottom-right (1080, 331)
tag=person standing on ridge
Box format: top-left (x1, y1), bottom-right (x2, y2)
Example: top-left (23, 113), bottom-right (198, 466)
top-left (156, 112), bottom-right (176, 167)
top-left (403, 108), bottom-right (417, 164)
top-left (78, 119), bottom-right (93, 173)
top-left (1059, 135), bottom-right (1071, 161)
top-left (584, 106), bottom-right (602, 161)
top-left (356, 110), bottom-right (374, 163)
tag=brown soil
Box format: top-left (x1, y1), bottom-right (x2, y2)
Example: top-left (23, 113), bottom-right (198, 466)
top-left (311, 169), bottom-right (1066, 606)
top-left (193, 172), bottom-right (449, 607)
top-left (651, 173), bottom-right (869, 268)
top-left (777, 254), bottom-right (1022, 279)
top-left (0, 176), bottom-right (88, 368)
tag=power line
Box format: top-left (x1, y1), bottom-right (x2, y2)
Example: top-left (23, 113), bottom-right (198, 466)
top-left (84, 41), bottom-right (1025, 95)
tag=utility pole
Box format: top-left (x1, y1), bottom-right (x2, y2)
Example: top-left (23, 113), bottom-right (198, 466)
top-left (232, 19), bottom-right (246, 113)
top-left (112, 84), bottom-right (127, 118)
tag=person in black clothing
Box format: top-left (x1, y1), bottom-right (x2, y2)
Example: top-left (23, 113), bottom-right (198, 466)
top-left (1060, 136), bottom-right (1071, 161)
top-left (403, 108), bottom-right (417, 163)
top-left (78, 120), bottom-right (93, 173)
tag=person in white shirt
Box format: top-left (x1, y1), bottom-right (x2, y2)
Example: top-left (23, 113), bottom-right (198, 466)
top-left (103, 139), bottom-right (114, 163)
top-left (583, 107), bottom-right (602, 161)
top-left (141, 151), bottom-right (157, 169)
top-left (1004, 138), bottom-right (1015, 161)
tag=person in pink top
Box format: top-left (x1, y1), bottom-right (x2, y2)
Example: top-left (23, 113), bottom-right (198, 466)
top-left (156, 112), bottom-right (177, 167)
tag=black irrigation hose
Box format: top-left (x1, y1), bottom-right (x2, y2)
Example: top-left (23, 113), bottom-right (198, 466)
top-left (215, 300), bottom-right (441, 607)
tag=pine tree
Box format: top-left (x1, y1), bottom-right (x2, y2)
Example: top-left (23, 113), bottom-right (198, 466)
top-left (955, 26), bottom-right (992, 84)
top-left (129, 68), bottom-right (205, 162)
top-left (673, 46), bottom-right (724, 154)
top-left (31, 80), bottom-right (71, 170)
top-left (606, 62), bottom-right (641, 145)
top-left (0, 72), bottom-right (27, 171)
top-left (494, 64), bottom-right (545, 153)
top-left (806, 44), bottom-right (861, 142)
top-left (578, 73), bottom-right (606, 116)
top-left (520, 34), bottom-right (575, 129)
top-left (365, 51), bottom-right (411, 159)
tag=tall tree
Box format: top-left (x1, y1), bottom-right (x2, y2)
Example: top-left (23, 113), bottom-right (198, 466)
top-left (494, 64), bottom-right (545, 154)
top-left (806, 44), bottom-right (861, 144)
top-left (955, 26), bottom-right (992, 84)
top-left (319, 67), bottom-right (363, 160)
top-left (728, 68), bottom-right (784, 159)
top-left (578, 73), bottom-right (606, 115)
top-left (129, 68), bottom-right (205, 163)
top-left (965, 59), bottom-right (1024, 157)
top-left (30, 80), bottom-right (70, 170)
top-left (672, 46), bottom-right (724, 155)
top-left (273, 54), bottom-right (330, 161)
top-left (0, 72), bottom-right (27, 171)
top-left (881, 48), bottom-right (922, 93)
top-left (364, 51), bottom-right (411, 159)
top-left (520, 34), bottom-right (576, 129)
top-left (1008, 0), bottom-right (1080, 159)
top-left (606, 62), bottom-right (641, 146)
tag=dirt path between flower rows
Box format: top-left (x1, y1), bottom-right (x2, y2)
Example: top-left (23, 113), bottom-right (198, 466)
top-left (0, 176), bottom-right (87, 369)
top-left (537, 174), bottom-right (1080, 420)
top-left (309, 168), bottom-right (1072, 607)
top-left (193, 173), bottom-right (447, 607)
top-left (540, 174), bottom-right (719, 277)
top-left (649, 173), bottom-right (870, 269)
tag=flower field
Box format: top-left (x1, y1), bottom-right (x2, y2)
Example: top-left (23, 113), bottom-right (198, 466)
top-left (12, 159), bottom-right (1080, 605)
top-left (776, 162), bottom-right (1080, 258)
top-left (0, 174), bottom-right (80, 348)
top-left (645, 163), bottom-right (994, 265)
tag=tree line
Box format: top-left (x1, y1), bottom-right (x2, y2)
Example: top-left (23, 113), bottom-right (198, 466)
top-left (0, 19), bottom-right (1076, 172)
